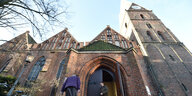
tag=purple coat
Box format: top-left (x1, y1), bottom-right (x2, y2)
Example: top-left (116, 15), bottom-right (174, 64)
top-left (61, 75), bottom-right (80, 92)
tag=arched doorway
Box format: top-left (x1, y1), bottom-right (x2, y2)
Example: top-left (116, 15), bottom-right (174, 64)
top-left (87, 67), bottom-right (117, 96)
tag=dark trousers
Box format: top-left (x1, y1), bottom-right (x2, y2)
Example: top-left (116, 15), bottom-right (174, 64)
top-left (66, 87), bottom-right (77, 96)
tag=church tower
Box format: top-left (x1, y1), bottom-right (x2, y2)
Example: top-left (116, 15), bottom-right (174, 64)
top-left (120, 0), bottom-right (192, 96)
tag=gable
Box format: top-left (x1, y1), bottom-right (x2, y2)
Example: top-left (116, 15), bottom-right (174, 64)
top-left (128, 3), bottom-right (149, 11)
top-left (78, 40), bottom-right (125, 51)
top-left (91, 26), bottom-right (131, 49)
top-left (0, 31), bottom-right (35, 51)
top-left (39, 28), bottom-right (80, 50)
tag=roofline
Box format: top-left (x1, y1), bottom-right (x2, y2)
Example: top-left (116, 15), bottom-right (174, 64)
top-left (66, 46), bottom-right (136, 54)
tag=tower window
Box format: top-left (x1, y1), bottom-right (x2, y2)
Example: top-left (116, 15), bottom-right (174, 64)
top-left (146, 23), bottom-right (152, 29)
top-left (125, 23), bottom-right (127, 28)
top-left (140, 14), bottom-right (145, 19)
top-left (169, 55), bottom-right (175, 61)
top-left (157, 31), bottom-right (165, 40)
top-left (147, 31), bottom-right (153, 40)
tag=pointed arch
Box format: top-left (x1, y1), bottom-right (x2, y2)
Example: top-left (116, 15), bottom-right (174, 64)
top-left (56, 58), bottom-right (66, 79)
top-left (146, 23), bottom-right (152, 29)
top-left (146, 31), bottom-right (154, 41)
top-left (140, 14), bottom-right (145, 19)
top-left (78, 56), bottom-right (129, 96)
top-left (39, 29), bottom-right (79, 50)
top-left (28, 56), bottom-right (46, 81)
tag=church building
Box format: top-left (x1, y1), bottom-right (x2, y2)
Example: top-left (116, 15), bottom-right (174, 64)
top-left (0, 0), bottom-right (192, 96)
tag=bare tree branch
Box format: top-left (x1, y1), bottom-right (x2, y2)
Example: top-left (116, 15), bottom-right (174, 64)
top-left (0, 0), bottom-right (69, 40)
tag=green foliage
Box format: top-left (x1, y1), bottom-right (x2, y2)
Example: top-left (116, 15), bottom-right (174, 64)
top-left (15, 80), bottom-right (45, 96)
top-left (0, 75), bottom-right (16, 96)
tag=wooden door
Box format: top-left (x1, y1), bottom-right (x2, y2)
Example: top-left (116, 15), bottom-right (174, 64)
top-left (87, 68), bottom-right (117, 96)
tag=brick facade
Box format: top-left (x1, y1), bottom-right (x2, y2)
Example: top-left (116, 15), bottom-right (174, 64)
top-left (0, 1), bottom-right (192, 96)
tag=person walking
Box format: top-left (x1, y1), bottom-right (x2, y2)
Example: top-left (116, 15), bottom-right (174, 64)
top-left (100, 82), bottom-right (108, 96)
top-left (61, 74), bottom-right (80, 96)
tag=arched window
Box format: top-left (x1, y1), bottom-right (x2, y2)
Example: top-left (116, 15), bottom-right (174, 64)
top-left (157, 31), bottom-right (165, 40)
top-left (146, 23), bottom-right (152, 29)
top-left (56, 59), bottom-right (66, 79)
top-left (140, 14), bottom-right (145, 19)
top-left (125, 23), bottom-right (127, 28)
top-left (0, 58), bottom-right (12, 73)
top-left (147, 31), bottom-right (153, 40)
top-left (28, 57), bottom-right (46, 81)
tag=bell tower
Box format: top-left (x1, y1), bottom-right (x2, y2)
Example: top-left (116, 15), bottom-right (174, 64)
top-left (120, 0), bottom-right (192, 96)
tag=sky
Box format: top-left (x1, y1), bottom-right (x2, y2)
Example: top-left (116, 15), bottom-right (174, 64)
top-left (0, 0), bottom-right (192, 52)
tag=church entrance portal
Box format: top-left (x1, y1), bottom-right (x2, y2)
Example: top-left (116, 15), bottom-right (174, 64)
top-left (87, 67), bottom-right (117, 96)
